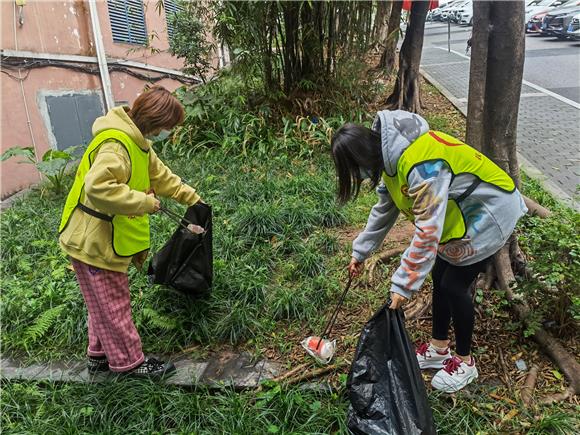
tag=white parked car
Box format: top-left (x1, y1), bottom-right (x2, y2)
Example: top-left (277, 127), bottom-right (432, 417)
top-left (524, 0), bottom-right (571, 24)
top-left (448, 0), bottom-right (472, 22)
top-left (459, 1), bottom-right (474, 25)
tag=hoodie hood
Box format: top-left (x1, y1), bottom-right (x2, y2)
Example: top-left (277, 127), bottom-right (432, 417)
top-left (372, 110), bottom-right (429, 177)
top-left (92, 106), bottom-right (150, 151)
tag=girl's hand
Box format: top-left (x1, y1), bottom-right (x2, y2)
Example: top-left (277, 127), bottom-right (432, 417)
top-left (347, 257), bottom-right (365, 278)
top-left (389, 292), bottom-right (408, 310)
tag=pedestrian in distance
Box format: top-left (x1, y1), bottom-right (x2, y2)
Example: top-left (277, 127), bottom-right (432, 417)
top-left (331, 110), bottom-right (527, 393)
top-left (59, 86), bottom-right (203, 379)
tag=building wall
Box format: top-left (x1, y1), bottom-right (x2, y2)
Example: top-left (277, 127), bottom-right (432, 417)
top-left (1, 0), bottom-right (210, 199)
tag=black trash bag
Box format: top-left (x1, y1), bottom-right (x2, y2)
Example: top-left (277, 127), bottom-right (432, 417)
top-left (346, 303), bottom-right (436, 435)
top-left (148, 203), bottom-right (212, 296)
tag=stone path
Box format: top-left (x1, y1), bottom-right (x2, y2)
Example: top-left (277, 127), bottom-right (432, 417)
top-left (1, 352), bottom-right (282, 389)
top-left (420, 45), bottom-right (580, 210)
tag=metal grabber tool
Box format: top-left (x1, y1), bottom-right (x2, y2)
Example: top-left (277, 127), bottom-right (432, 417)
top-left (301, 275), bottom-right (354, 364)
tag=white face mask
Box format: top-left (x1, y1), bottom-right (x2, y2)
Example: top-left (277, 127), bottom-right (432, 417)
top-left (147, 129), bottom-right (171, 142)
top-left (359, 167), bottom-right (373, 180)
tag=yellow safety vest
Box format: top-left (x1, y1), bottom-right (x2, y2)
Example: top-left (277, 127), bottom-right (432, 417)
top-left (59, 129), bottom-right (150, 257)
top-left (382, 131), bottom-right (515, 244)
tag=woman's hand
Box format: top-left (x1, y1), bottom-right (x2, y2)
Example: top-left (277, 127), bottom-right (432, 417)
top-left (347, 257), bottom-right (365, 278)
top-left (389, 292), bottom-right (408, 310)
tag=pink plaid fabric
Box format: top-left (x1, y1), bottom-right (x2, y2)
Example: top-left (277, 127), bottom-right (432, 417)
top-left (72, 259), bottom-right (144, 372)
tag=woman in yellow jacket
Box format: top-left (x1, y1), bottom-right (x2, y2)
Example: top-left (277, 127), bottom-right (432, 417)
top-left (59, 86), bottom-right (200, 378)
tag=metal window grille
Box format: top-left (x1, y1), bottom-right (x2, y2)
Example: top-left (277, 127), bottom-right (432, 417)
top-left (107, 0), bottom-right (148, 45)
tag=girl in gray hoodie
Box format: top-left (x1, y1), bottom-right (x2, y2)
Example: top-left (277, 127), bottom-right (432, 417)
top-left (331, 110), bottom-right (527, 393)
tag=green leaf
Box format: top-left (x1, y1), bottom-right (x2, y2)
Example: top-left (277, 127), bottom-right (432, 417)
top-left (267, 425), bottom-right (279, 434)
top-left (42, 149), bottom-right (72, 162)
top-left (552, 370), bottom-right (563, 380)
top-left (36, 159), bottom-right (68, 177)
top-left (1, 146), bottom-right (35, 163)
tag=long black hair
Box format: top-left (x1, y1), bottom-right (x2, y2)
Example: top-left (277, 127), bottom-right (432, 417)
top-left (331, 123), bottom-right (384, 204)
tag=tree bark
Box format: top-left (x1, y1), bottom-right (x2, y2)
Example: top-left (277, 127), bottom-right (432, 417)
top-left (385, 0), bottom-right (429, 112)
top-left (372, 0), bottom-right (391, 44)
top-left (378, 0), bottom-right (403, 72)
top-left (465, 0), bottom-right (490, 151)
top-left (482, 1), bottom-right (526, 185)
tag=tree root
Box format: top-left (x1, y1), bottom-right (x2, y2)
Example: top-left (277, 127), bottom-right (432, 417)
top-left (495, 246), bottom-right (580, 396)
top-left (538, 387), bottom-right (575, 405)
top-left (404, 292), bottom-right (431, 320)
top-left (521, 365), bottom-right (539, 406)
top-left (368, 246), bottom-right (406, 286)
top-left (523, 195), bottom-right (551, 218)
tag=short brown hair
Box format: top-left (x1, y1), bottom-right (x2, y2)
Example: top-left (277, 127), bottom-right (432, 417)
top-left (128, 86), bottom-right (185, 135)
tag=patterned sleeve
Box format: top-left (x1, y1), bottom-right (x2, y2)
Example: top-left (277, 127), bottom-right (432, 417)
top-left (389, 161), bottom-right (451, 299)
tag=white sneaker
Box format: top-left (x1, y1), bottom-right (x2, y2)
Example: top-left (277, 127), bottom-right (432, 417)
top-left (431, 356), bottom-right (478, 393)
top-left (416, 342), bottom-right (452, 369)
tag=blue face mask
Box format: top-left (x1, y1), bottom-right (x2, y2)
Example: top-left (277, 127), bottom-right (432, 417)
top-left (147, 129), bottom-right (171, 142)
top-left (359, 167), bottom-right (373, 180)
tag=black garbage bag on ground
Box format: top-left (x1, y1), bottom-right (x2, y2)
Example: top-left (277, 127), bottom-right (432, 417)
top-left (148, 203), bottom-right (212, 296)
top-left (347, 303), bottom-right (436, 435)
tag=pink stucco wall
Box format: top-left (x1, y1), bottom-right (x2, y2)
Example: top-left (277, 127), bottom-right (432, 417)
top-left (1, 0), bottom-right (211, 198)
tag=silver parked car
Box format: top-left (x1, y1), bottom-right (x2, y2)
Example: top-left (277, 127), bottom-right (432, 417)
top-left (567, 13), bottom-right (580, 39)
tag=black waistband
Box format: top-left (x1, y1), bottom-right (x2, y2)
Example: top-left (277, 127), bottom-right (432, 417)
top-left (77, 203), bottom-right (113, 222)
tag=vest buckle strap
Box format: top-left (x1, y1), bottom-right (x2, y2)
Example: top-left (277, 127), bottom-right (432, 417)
top-left (77, 203), bottom-right (113, 222)
top-left (455, 179), bottom-right (482, 203)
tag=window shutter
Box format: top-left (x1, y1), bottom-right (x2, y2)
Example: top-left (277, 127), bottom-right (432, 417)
top-left (107, 0), bottom-right (147, 45)
top-left (164, 0), bottom-right (183, 39)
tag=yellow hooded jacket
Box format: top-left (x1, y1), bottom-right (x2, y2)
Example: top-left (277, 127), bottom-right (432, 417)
top-left (59, 106), bottom-right (200, 272)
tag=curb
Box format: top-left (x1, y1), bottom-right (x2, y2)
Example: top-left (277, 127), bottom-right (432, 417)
top-left (420, 68), bottom-right (579, 212)
top-left (1, 353), bottom-right (283, 389)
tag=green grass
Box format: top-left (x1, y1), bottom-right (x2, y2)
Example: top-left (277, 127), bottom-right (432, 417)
top-left (0, 145), bottom-right (357, 361)
top-left (2, 380), bottom-right (578, 434)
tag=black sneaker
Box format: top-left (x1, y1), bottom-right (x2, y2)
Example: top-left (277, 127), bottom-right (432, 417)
top-left (122, 357), bottom-right (176, 379)
top-left (87, 355), bottom-right (109, 373)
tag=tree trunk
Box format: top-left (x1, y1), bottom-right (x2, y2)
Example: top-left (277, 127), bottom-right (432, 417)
top-left (482, 1), bottom-right (525, 185)
top-left (373, 0), bottom-right (392, 45)
top-left (465, 0), bottom-right (490, 151)
top-left (385, 0), bottom-right (429, 112)
top-left (467, 2), bottom-right (579, 398)
top-left (378, 0), bottom-right (403, 72)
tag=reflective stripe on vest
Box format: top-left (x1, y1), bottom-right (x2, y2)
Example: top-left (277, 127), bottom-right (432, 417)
top-left (382, 131), bottom-right (515, 244)
top-left (59, 129), bottom-right (151, 257)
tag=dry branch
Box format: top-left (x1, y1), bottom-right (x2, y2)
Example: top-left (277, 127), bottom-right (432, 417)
top-left (283, 362), bottom-right (348, 386)
top-left (520, 365), bottom-right (539, 406)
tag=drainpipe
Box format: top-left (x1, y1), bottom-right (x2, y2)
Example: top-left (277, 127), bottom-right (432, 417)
top-left (87, 0), bottom-right (114, 110)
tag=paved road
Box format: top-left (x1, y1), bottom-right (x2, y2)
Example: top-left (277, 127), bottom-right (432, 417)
top-left (423, 22), bottom-right (580, 102)
top-left (420, 22), bottom-right (580, 207)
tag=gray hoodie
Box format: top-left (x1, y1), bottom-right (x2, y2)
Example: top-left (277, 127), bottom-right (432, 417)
top-left (352, 110), bottom-right (528, 300)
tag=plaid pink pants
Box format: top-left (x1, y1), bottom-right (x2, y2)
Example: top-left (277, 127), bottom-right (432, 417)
top-left (72, 259), bottom-right (144, 372)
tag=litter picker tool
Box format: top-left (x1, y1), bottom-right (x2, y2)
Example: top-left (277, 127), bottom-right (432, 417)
top-left (302, 275), bottom-right (354, 364)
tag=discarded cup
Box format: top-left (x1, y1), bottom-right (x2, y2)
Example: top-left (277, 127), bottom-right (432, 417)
top-left (301, 336), bottom-right (336, 364)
